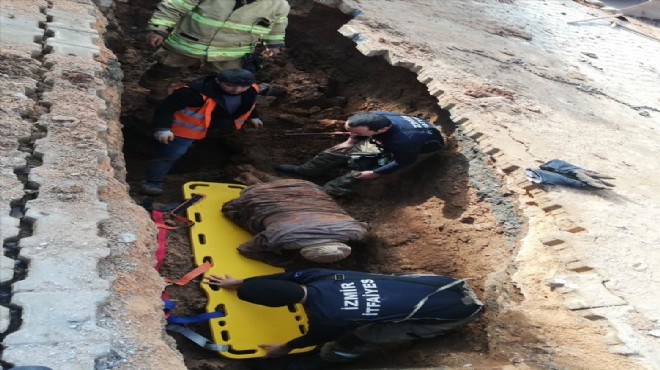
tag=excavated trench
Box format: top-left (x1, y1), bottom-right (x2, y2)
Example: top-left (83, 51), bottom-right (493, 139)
top-left (110, 1), bottom-right (526, 369)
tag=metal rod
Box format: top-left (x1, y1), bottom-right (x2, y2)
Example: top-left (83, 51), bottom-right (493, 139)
top-left (284, 132), bottom-right (351, 136)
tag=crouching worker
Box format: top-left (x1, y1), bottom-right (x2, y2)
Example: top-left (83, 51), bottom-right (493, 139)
top-left (222, 179), bottom-right (368, 266)
top-left (141, 69), bottom-right (262, 195)
top-left (277, 111), bottom-right (444, 197)
top-left (205, 268), bottom-right (483, 366)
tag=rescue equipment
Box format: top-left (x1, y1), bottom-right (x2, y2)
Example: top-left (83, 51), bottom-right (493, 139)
top-left (181, 181), bottom-right (315, 358)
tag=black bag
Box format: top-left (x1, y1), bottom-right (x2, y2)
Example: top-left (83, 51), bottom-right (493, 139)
top-left (347, 152), bottom-right (391, 171)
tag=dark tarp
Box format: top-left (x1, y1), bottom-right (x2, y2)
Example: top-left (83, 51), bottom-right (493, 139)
top-left (222, 179), bottom-right (368, 252)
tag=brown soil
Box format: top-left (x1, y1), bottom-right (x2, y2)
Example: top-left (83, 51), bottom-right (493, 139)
top-left (110, 1), bottom-right (530, 369)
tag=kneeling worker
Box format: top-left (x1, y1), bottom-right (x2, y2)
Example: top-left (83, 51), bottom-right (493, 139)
top-left (205, 268), bottom-right (482, 365)
top-left (277, 111), bottom-right (444, 196)
top-left (142, 69), bottom-right (262, 195)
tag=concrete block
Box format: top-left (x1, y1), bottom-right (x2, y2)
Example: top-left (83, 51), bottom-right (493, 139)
top-left (0, 215), bottom-right (21, 243)
top-left (1, 254), bottom-right (15, 283)
top-left (0, 304), bottom-right (10, 332)
top-left (45, 40), bottom-right (100, 59)
top-left (46, 8), bottom-right (96, 31)
top-left (428, 87), bottom-right (443, 98)
top-left (3, 341), bottom-right (109, 370)
top-left (13, 250), bottom-right (110, 293)
top-left (0, 13), bottom-right (44, 50)
top-left (45, 19), bottom-right (100, 59)
top-left (356, 43), bottom-right (387, 58)
top-left (4, 291), bottom-right (110, 345)
top-left (438, 94), bottom-right (454, 107)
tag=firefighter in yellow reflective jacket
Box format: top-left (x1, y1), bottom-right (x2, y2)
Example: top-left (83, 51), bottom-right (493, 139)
top-left (139, 0), bottom-right (290, 102)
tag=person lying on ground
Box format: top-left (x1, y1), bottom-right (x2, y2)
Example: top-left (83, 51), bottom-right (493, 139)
top-left (204, 268), bottom-right (482, 367)
top-left (276, 111), bottom-right (445, 197)
top-left (221, 179), bottom-right (368, 266)
top-left (142, 69), bottom-right (262, 195)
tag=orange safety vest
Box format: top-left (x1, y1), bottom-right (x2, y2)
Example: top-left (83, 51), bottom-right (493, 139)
top-left (170, 83), bottom-right (259, 140)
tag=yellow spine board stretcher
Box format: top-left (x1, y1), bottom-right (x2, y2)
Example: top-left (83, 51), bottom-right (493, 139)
top-left (182, 182), bottom-right (314, 359)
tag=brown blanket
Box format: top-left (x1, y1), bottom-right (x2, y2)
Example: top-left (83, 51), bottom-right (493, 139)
top-left (222, 179), bottom-right (368, 252)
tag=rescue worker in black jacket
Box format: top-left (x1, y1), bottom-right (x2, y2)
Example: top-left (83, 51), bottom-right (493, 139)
top-left (277, 111), bottom-right (444, 196)
top-left (141, 69), bottom-right (262, 195)
top-left (205, 268), bottom-right (482, 364)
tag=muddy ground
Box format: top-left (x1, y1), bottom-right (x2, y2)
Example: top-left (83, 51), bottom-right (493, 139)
top-left (109, 1), bottom-right (532, 369)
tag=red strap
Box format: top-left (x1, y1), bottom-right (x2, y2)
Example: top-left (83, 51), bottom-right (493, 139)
top-left (152, 210), bottom-right (167, 271)
top-left (164, 260), bottom-right (213, 286)
top-left (153, 213), bottom-right (195, 230)
top-left (153, 194), bottom-right (205, 230)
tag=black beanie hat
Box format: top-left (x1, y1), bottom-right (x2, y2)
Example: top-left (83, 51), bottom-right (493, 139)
top-left (237, 279), bottom-right (305, 307)
top-left (216, 68), bottom-right (257, 86)
top-left (347, 112), bottom-right (391, 128)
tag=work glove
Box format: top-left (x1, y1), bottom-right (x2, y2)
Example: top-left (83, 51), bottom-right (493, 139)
top-left (154, 130), bottom-right (174, 144)
top-left (540, 159), bottom-right (615, 189)
top-left (249, 118), bottom-right (263, 128)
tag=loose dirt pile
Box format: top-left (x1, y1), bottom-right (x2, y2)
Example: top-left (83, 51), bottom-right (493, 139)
top-left (109, 1), bottom-right (531, 369)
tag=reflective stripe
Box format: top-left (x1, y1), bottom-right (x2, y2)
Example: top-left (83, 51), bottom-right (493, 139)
top-left (165, 0), bottom-right (195, 11)
top-left (393, 279), bottom-right (469, 323)
top-left (165, 35), bottom-right (252, 57)
top-left (191, 13), bottom-right (271, 34)
top-left (180, 108), bottom-right (204, 119)
top-left (150, 18), bottom-right (177, 27)
top-left (173, 119), bottom-right (206, 131)
top-left (333, 351), bottom-right (361, 359)
top-left (274, 16), bottom-right (287, 24)
top-left (262, 34), bottom-right (285, 41)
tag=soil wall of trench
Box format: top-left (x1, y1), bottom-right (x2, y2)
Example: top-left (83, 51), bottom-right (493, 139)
top-left (0, 1), bottom-right (570, 369)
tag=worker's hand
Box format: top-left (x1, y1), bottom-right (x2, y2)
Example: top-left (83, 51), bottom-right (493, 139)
top-left (249, 118), bottom-right (264, 128)
top-left (204, 274), bottom-right (244, 289)
top-left (354, 170), bottom-right (379, 180)
top-left (259, 343), bottom-right (291, 358)
top-left (261, 47), bottom-right (282, 58)
top-left (330, 139), bottom-right (356, 152)
top-left (146, 31), bottom-right (166, 48)
top-left (153, 130), bottom-right (174, 144)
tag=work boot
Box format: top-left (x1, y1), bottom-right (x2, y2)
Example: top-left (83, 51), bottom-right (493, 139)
top-left (146, 88), bottom-right (169, 103)
top-left (322, 171), bottom-right (360, 197)
top-left (258, 83), bottom-right (287, 97)
top-left (141, 182), bottom-right (163, 196)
